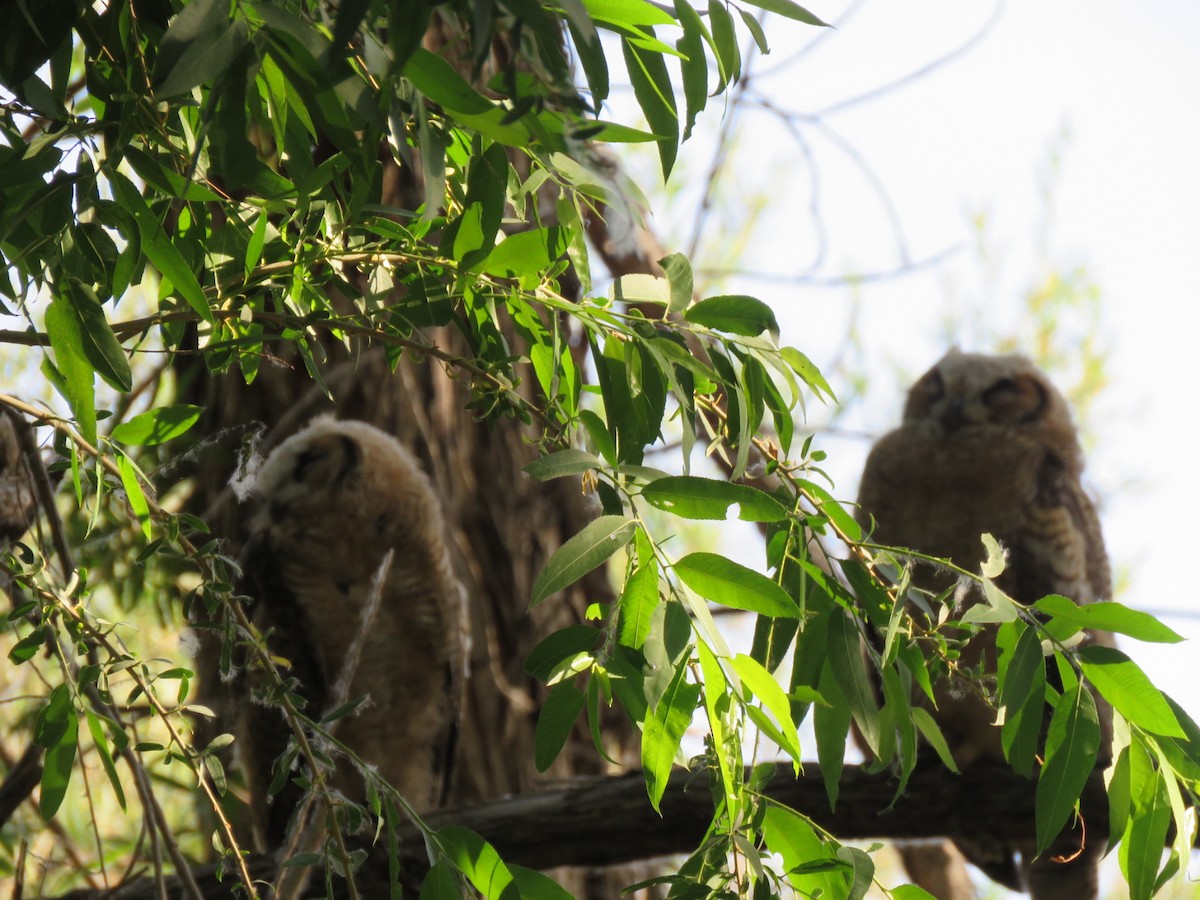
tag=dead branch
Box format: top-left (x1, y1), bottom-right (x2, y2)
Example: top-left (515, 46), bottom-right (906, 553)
top-left (52, 760), bottom-right (1112, 899)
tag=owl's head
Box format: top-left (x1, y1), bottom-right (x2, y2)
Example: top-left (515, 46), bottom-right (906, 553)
top-left (249, 415), bottom-right (438, 541)
top-left (902, 349), bottom-right (1078, 450)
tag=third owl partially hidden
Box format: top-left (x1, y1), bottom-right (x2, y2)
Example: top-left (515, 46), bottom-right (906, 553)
top-left (856, 350), bottom-right (1114, 900)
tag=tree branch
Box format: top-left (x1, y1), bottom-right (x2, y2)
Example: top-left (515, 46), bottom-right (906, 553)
top-left (53, 761), bottom-right (1112, 899)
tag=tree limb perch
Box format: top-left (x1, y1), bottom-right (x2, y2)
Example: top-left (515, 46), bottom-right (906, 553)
top-left (54, 761), bottom-right (1111, 899)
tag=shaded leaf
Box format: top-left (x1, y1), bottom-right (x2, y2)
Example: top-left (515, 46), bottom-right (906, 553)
top-left (34, 684), bottom-right (77, 819)
top-left (522, 449), bottom-right (601, 481)
top-left (641, 662), bottom-right (701, 812)
top-left (1035, 683), bottom-right (1100, 855)
top-left (535, 682), bottom-right (587, 772)
top-left (524, 625), bottom-right (599, 681)
top-left (684, 294), bottom-right (778, 336)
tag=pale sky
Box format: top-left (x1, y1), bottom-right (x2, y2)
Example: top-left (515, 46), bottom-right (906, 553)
top-left (615, 0), bottom-right (1200, 717)
top-left (622, 1), bottom-right (1200, 892)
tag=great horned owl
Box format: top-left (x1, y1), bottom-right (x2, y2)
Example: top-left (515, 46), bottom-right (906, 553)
top-left (0, 411), bottom-right (38, 543)
top-left (237, 416), bottom-right (466, 846)
top-left (856, 350), bottom-right (1113, 900)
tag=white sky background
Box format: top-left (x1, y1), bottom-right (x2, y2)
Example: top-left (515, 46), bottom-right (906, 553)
top-left (607, 0), bottom-right (1200, 731)
top-left (615, 2), bottom-right (1200, 894)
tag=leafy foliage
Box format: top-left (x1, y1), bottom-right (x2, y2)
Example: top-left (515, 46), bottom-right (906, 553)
top-left (0, 1), bottom-right (1195, 898)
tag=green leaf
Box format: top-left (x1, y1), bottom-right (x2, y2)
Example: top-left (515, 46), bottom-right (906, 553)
top-left (452, 141), bottom-right (509, 270)
top-left (481, 227), bottom-right (569, 278)
top-left (891, 886), bottom-right (937, 900)
top-left (781, 346), bottom-right (836, 401)
top-left (1035, 683), bottom-right (1099, 855)
top-left (580, 0), bottom-right (676, 26)
top-left (763, 805), bottom-right (847, 897)
top-left (418, 861), bottom-right (462, 900)
top-left (535, 682), bottom-right (587, 772)
top-left (405, 49), bottom-right (530, 145)
top-left (154, 0), bottom-right (249, 97)
top-left (641, 475), bottom-right (788, 522)
top-left (911, 707), bottom-right (959, 774)
top-left (530, 515), bottom-right (636, 606)
top-left (1119, 743), bottom-right (1172, 900)
top-left (43, 297), bottom-right (97, 445)
top-left (802, 481), bottom-right (861, 542)
top-left (1078, 645), bottom-right (1184, 738)
top-left (510, 866), bottom-right (574, 899)
top-left (1034, 596), bottom-right (1184, 644)
top-left (435, 826), bottom-right (514, 899)
top-left (610, 273), bottom-right (670, 306)
top-left (111, 405), bottom-right (203, 446)
top-left (997, 622), bottom-right (1045, 776)
top-left (64, 279), bottom-right (131, 392)
top-left (740, 0), bottom-right (829, 26)
top-left (672, 0), bottom-right (709, 140)
top-left (622, 31), bottom-right (679, 179)
top-left (827, 611), bottom-right (880, 756)
top-left (641, 662), bottom-right (701, 812)
top-left (522, 449), bottom-right (601, 481)
top-left (617, 557), bottom-right (659, 649)
top-left (117, 453), bottom-right (152, 540)
top-left (684, 294), bottom-right (779, 336)
top-left (84, 710), bottom-right (126, 811)
top-left (814, 660), bottom-right (850, 808)
top-left (34, 684), bottom-right (78, 819)
top-left (659, 252), bottom-right (694, 313)
top-left (523, 625), bottom-right (599, 680)
top-left (732, 653), bottom-right (802, 763)
top-left (110, 172), bottom-right (212, 322)
top-left (707, 0), bottom-right (741, 86)
top-left (674, 552), bottom-right (799, 618)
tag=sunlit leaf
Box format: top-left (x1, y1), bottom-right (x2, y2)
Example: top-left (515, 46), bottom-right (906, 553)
top-left (675, 552), bottom-right (799, 617)
top-left (641, 475), bottom-right (788, 522)
top-left (1034, 596), bottom-right (1184, 644)
top-left (740, 0), bottom-right (829, 26)
top-left (732, 653), bottom-right (802, 763)
top-left (530, 515), bottom-right (636, 606)
top-left (435, 826), bottom-right (513, 898)
top-left (1078, 646), bottom-right (1184, 738)
top-left (111, 405), bottom-right (203, 446)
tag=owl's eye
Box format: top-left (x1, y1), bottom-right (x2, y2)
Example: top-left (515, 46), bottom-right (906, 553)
top-left (983, 375), bottom-right (1045, 422)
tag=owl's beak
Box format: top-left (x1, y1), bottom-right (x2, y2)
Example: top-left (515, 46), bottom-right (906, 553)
top-left (940, 401), bottom-right (968, 434)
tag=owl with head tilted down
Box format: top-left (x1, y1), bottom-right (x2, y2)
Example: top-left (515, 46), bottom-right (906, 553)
top-left (856, 350), bottom-right (1113, 900)
top-left (237, 416), bottom-right (467, 848)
